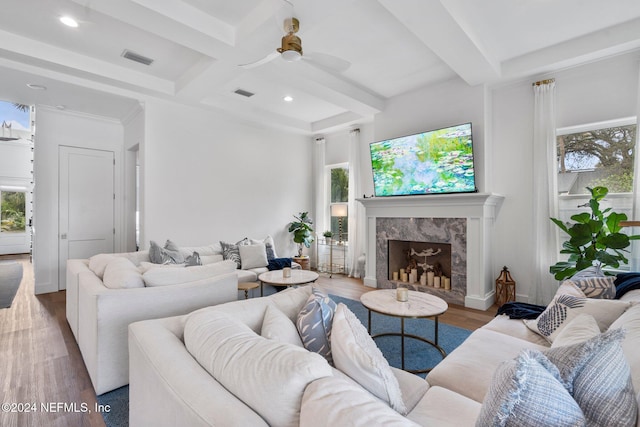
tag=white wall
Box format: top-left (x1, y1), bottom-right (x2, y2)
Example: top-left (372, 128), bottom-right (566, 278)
top-left (33, 108), bottom-right (124, 294)
top-left (140, 99), bottom-right (313, 257)
top-left (362, 52), bottom-right (640, 303)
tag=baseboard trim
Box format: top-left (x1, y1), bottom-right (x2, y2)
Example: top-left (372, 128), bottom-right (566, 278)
top-left (465, 292), bottom-right (495, 311)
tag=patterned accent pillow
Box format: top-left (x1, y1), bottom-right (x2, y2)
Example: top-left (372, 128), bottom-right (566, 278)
top-left (185, 251), bottom-right (202, 266)
top-left (564, 277), bottom-right (615, 299)
top-left (523, 293), bottom-right (631, 343)
top-left (149, 240), bottom-right (185, 265)
top-left (296, 288), bottom-right (338, 365)
top-left (331, 303), bottom-right (407, 415)
top-left (476, 350), bottom-right (585, 427)
top-left (543, 328), bottom-right (637, 427)
top-left (220, 241), bottom-right (242, 269)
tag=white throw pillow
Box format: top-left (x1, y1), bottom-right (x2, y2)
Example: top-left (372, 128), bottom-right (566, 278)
top-left (524, 293), bottom-right (632, 343)
top-left (250, 235), bottom-right (278, 259)
top-left (102, 257), bottom-right (144, 289)
top-left (551, 313), bottom-right (601, 348)
top-left (330, 303), bottom-right (407, 415)
top-left (261, 304), bottom-right (304, 347)
top-left (88, 253), bottom-right (116, 279)
top-left (184, 311), bottom-right (332, 427)
top-left (142, 260), bottom-right (236, 287)
top-left (238, 243), bottom-right (268, 269)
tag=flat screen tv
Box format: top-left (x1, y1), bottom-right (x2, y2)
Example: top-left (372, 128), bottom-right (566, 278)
top-left (369, 122), bottom-right (477, 197)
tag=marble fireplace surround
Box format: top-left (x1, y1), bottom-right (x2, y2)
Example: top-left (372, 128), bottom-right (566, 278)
top-left (358, 193), bottom-right (504, 310)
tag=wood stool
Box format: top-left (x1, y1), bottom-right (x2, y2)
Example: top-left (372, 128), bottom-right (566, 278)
top-left (238, 281), bottom-right (260, 299)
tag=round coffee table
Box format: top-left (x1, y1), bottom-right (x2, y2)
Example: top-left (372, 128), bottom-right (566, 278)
top-left (360, 289), bottom-right (448, 374)
top-left (258, 269), bottom-right (319, 296)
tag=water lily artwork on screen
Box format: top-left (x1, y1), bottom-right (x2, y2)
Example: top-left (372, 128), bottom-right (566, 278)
top-left (370, 123), bottom-right (476, 197)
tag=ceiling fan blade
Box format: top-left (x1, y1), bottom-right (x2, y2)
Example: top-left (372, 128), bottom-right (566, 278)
top-left (239, 51), bottom-right (280, 69)
top-left (304, 52), bottom-right (351, 73)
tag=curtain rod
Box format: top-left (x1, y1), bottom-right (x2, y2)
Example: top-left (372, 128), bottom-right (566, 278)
top-left (532, 78), bottom-right (555, 86)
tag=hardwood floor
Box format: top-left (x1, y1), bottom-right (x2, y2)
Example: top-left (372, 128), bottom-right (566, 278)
top-left (0, 255), bottom-right (497, 427)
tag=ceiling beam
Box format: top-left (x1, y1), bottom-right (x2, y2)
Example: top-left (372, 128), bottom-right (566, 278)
top-left (378, 0), bottom-right (500, 86)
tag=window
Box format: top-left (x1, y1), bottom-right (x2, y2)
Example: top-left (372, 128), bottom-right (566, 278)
top-left (556, 117), bottom-right (637, 269)
top-left (328, 164), bottom-right (349, 241)
top-left (1, 190), bottom-right (26, 233)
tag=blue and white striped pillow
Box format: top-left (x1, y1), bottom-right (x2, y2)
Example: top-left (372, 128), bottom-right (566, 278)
top-left (296, 288), bottom-right (337, 365)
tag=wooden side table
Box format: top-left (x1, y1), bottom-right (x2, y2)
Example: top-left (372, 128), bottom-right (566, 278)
top-left (238, 281), bottom-right (259, 299)
top-left (292, 256), bottom-right (310, 270)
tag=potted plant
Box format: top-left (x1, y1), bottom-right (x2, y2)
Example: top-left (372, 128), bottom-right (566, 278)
top-left (323, 230), bottom-right (333, 244)
top-left (549, 186), bottom-right (640, 280)
top-left (288, 211), bottom-right (315, 257)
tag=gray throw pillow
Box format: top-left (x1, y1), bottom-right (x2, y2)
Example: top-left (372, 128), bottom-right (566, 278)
top-left (564, 276), bottom-right (615, 299)
top-left (185, 251), bottom-right (202, 266)
top-left (543, 328), bottom-right (637, 427)
top-left (220, 241), bottom-right (242, 269)
top-left (476, 350), bottom-right (585, 427)
top-left (296, 288), bottom-right (338, 365)
top-left (149, 240), bottom-right (185, 265)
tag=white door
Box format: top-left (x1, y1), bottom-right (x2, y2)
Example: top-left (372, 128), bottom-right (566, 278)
top-left (59, 146), bottom-right (115, 289)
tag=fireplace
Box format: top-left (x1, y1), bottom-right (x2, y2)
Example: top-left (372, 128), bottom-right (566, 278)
top-left (377, 218), bottom-right (466, 305)
top-left (358, 193), bottom-right (504, 310)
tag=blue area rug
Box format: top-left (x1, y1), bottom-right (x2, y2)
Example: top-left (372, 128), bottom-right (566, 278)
top-left (97, 289), bottom-right (472, 426)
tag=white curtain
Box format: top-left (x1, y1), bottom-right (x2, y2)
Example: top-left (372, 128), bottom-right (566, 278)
top-left (630, 68), bottom-right (640, 271)
top-left (314, 138), bottom-right (326, 240)
top-left (347, 128), bottom-right (366, 277)
top-left (531, 80), bottom-right (559, 305)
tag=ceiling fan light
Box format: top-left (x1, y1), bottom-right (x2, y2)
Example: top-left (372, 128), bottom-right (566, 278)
top-left (281, 50), bottom-right (302, 62)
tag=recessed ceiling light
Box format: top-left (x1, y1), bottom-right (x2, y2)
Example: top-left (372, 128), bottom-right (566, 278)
top-left (283, 95), bottom-right (293, 102)
top-left (26, 84), bottom-right (47, 90)
top-left (60, 16), bottom-right (79, 28)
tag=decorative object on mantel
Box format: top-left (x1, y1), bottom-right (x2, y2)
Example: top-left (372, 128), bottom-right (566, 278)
top-left (495, 266), bottom-right (516, 307)
top-left (288, 211), bottom-right (314, 257)
top-left (549, 186), bottom-right (640, 280)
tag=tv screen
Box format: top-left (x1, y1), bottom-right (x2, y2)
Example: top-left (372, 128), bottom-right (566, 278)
top-left (369, 123), bottom-right (476, 197)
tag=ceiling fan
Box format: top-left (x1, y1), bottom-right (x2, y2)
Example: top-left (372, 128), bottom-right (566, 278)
top-left (239, 9), bottom-right (350, 73)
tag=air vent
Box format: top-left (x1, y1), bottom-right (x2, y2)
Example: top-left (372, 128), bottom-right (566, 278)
top-left (121, 50), bottom-right (154, 66)
top-left (234, 88), bottom-right (255, 98)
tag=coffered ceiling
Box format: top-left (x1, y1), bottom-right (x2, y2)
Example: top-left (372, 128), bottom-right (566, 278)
top-left (1, 0), bottom-right (640, 134)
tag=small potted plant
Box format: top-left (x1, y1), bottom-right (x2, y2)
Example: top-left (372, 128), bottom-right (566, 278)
top-left (288, 211), bottom-right (315, 257)
top-left (323, 230), bottom-right (333, 244)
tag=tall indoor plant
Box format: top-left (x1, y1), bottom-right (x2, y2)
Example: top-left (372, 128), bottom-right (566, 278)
top-left (288, 211), bottom-right (314, 257)
top-left (549, 186), bottom-right (640, 280)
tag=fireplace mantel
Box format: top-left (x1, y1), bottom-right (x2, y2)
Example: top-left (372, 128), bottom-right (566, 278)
top-left (357, 193), bottom-right (504, 310)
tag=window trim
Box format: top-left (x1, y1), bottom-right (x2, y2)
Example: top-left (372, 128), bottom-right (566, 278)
top-left (557, 116), bottom-right (636, 136)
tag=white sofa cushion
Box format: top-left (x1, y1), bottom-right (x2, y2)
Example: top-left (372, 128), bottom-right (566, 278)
top-left (184, 310), bottom-right (332, 427)
top-left (239, 243), bottom-right (268, 269)
top-left (102, 257), bottom-right (144, 289)
top-left (550, 313), bottom-right (600, 348)
top-left (331, 303), bottom-right (407, 415)
top-left (407, 386), bottom-right (481, 427)
top-left (142, 260), bottom-right (236, 287)
top-left (88, 253), bottom-right (116, 279)
top-left (138, 261), bottom-right (186, 273)
top-left (261, 304), bottom-right (304, 347)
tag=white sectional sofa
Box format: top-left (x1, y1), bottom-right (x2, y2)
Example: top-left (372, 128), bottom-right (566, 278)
top-left (128, 281), bottom-right (640, 426)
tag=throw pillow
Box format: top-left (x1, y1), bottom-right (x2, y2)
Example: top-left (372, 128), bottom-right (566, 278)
top-left (565, 276), bottom-right (615, 299)
top-left (238, 243), bottom-right (268, 270)
top-left (88, 253), bottom-right (116, 279)
top-left (250, 235), bottom-right (278, 260)
top-left (142, 260), bottom-right (237, 287)
top-left (220, 240), bottom-right (243, 269)
top-left (102, 257), bottom-right (145, 289)
top-left (570, 265), bottom-right (604, 280)
top-left (185, 251), bottom-right (202, 266)
top-left (138, 261), bottom-right (185, 274)
top-left (550, 313), bottom-right (600, 348)
top-left (523, 293), bottom-right (631, 343)
top-left (296, 288), bottom-right (338, 365)
top-left (149, 239), bottom-right (185, 265)
top-left (331, 303), bottom-right (407, 415)
top-left (476, 350), bottom-right (586, 427)
top-left (543, 328), bottom-right (637, 427)
top-left (261, 304), bottom-right (304, 347)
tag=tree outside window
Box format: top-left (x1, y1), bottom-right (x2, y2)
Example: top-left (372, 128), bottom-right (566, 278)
top-left (1, 191), bottom-right (26, 232)
top-left (330, 166), bottom-right (348, 241)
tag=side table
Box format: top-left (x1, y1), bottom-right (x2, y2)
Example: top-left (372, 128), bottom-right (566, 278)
top-left (292, 256), bottom-right (310, 270)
